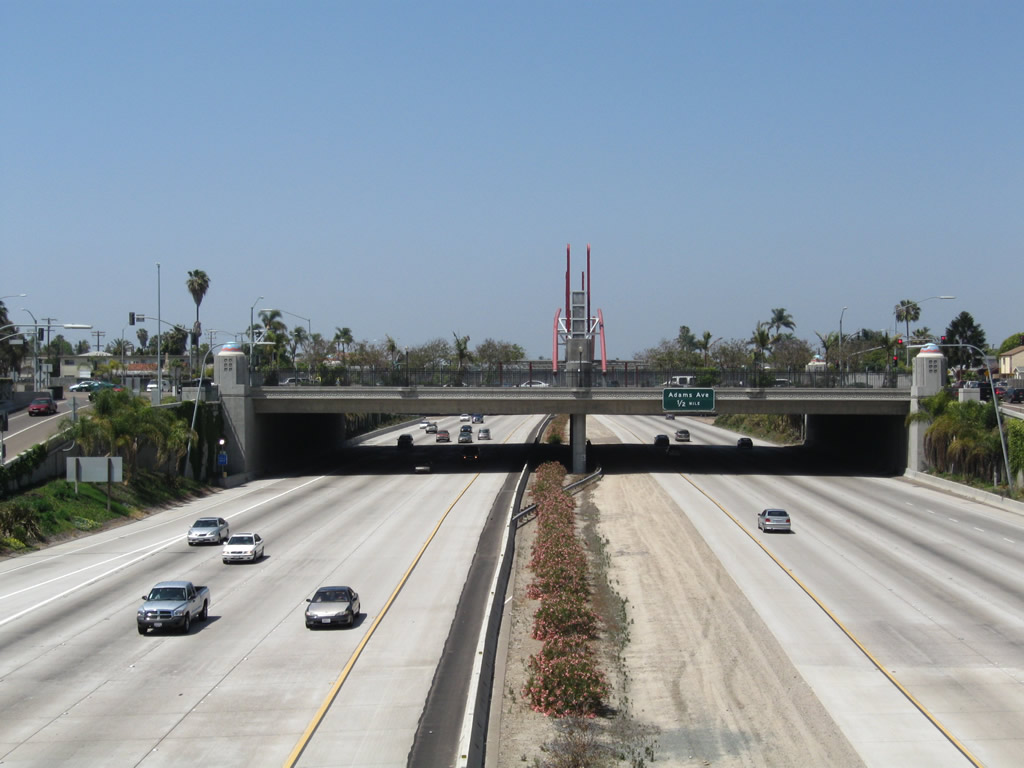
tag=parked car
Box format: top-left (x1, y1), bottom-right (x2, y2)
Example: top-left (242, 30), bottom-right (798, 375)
top-left (146, 381), bottom-right (173, 393)
top-left (88, 382), bottom-right (123, 401)
top-left (137, 581), bottom-right (210, 634)
top-left (653, 434), bottom-right (670, 448)
top-left (478, 428), bottom-right (491, 440)
top-left (222, 532), bottom-right (265, 563)
top-left (737, 437), bottom-right (753, 449)
top-left (757, 508), bottom-right (791, 533)
top-left (518, 380), bottom-right (550, 388)
top-left (397, 433), bottom-right (414, 450)
top-left (281, 377), bottom-right (312, 386)
top-left (1009, 388), bottom-right (1024, 404)
top-left (435, 429), bottom-right (450, 443)
top-left (69, 380), bottom-right (98, 392)
top-left (305, 586), bottom-right (360, 628)
top-left (187, 517), bottom-right (230, 545)
top-left (458, 432), bottom-right (473, 444)
top-left (28, 396), bottom-right (57, 416)
top-left (674, 429), bottom-right (690, 442)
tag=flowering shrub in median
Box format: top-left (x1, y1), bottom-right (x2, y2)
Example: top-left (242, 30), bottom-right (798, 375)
top-left (522, 461), bottom-right (609, 717)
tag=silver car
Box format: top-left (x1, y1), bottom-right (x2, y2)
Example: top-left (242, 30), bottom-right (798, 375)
top-left (305, 586), bottom-right (360, 628)
top-left (187, 517), bottom-right (230, 545)
top-left (757, 509), bottom-right (791, 533)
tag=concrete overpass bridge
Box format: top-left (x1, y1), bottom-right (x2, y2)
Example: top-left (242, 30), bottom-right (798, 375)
top-left (212, 346), bottom-right (937, 478)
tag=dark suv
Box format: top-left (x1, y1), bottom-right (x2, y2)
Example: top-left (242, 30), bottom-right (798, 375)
top-left (1008, 388), bottom-right (1024, 404)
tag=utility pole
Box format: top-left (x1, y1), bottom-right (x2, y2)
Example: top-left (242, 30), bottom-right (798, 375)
top-left (92, 330), bottom-right (106, 354)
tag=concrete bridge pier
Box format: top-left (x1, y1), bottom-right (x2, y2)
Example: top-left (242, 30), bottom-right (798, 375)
top-left (570, 413), bottom-right (587, 474)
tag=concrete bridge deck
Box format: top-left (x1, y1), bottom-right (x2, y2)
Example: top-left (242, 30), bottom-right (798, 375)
top-left (247, 386), bottom-right (912, 417)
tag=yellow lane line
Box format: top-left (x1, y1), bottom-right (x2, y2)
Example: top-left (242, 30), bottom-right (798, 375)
top-left (284, 474), bottom-right (480, 767)
top-left (681, 474), bottom-right (985, 768)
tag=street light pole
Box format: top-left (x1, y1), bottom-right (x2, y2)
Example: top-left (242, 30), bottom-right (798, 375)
top-left (156, 263), bottom-right (162, 403)
top-left (22, 308), bottom-right (39, 390)
top-left (248, 296), bottom-right (263, 386)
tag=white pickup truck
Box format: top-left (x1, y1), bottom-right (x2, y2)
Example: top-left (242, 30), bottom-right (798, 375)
top-left (137, 581), bottom-right (210, 635)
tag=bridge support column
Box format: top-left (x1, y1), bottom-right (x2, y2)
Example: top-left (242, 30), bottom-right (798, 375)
top-left (570, 413), bottom-right (587, 474)
top-left (908, 346), bottom-right (946, 472)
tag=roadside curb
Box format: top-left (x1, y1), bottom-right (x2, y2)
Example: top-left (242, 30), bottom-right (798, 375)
top-left (902, 470), bottom-right (1024, 516)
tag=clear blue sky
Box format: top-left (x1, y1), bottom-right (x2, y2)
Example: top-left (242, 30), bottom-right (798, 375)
top-left (3, 2), bottom-right (1021, 359)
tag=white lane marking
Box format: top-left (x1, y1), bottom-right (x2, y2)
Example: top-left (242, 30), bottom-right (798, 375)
top-left (0, 475), bottom-right (326, 609)
top-left (1004, 538), bottom-right (1016, 544)
top-left (973, 527), bottom-right (985, 533)
top-left (949, 518), bottom-right (960, 523)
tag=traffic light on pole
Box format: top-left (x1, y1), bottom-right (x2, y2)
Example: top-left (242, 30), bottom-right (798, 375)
top-left (37, 328), bottom-right (45, 341)
top-left (892, 354), bottom-right (899, 364)
top-left (129, 311), bottom-right (136, 325)
top-left (940, 335), bottom-right (947, 343)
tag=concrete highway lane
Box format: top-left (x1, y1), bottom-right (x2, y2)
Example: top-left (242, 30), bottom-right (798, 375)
top-left (596, 414), bottom-right (1024, 767)
top-left (0, 414), bottom-right (543, 767)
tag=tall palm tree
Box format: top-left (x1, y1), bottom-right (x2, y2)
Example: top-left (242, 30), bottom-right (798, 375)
top-left (385, 335), bottom-right (399, 366)
top-left (289, 326), bottom-right (308, 370)
top-left (333, 326), bottom-right (353, 363)
top-left (894, 299), bottom-right (921, 363)
top-left (748, 322), bottom-right (772, 372)
top-left (258, 309), bottom-right (287, 370)
top-left (186, 270), bottom-right (210, 374)
top-left (769, 308), bottom-right (796, 338)
top-left (695, 330), bottom-right (716, 367)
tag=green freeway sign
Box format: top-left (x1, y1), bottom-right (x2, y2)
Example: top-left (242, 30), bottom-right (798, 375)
top-left (662, 388), bottom-right (715, 412)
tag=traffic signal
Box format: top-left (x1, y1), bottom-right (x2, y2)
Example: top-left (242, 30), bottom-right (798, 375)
top-left (896, 337), bottom-right (903, 346)
top-left (940, 335), bottom-right (947, 343)
top-left (129, 311), bottom-right (136, 325)
top-left (37, 328), bottom-right (45, 341)
top-left (892, 354), bottom-right (899, 364)
top-left (1, 411), bottom-right (8, 432)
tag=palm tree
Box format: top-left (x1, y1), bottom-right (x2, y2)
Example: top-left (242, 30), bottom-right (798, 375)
top-left (258, 309), bottom-right (287, 370)
top-left (695, 330), bottom-right (717, 367)
top-left (333, 326), bottom-right (353, 363)
top-left (186, 270), bottom-right (210, 374)
top-left (453, 332), bottom-right (472, 385)
top-left (385, 335), bottom-right (399, 366)
top-left (748, 322), bottom-right (772, 373)
top-left (894, 299), bottom-right (921, 363)
top-left (289, 326), bottom-right (308, 370)
top-left (769, 308), bottom-right (796, 338)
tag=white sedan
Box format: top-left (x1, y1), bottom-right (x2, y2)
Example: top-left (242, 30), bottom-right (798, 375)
top-left (222, 532), bottom-right (265, 563)
top-left (518, 380), bottom-right (550, 387)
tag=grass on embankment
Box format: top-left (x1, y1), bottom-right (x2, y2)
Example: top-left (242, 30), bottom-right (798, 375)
top-left (0, 471), bottom-right (208, 553)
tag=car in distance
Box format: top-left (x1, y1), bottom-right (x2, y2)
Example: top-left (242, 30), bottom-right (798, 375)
top-left (419, 419), bottom-right (432, 429)
top-left (69, 380), bottom-right (98, 392)
top-left (458, 431), bottom-right (473, 444)
top-left (397, 433), bottom-right (414, 450)
top-left (305, 586), bottom-right (360, 628)
top-left (461, 445), bottom-right (480, 461)
top-left (28, 396), bottom-right (57, 416)
top-left (425, 422), bottom-right (438, 433)
top-left (674, 429), bottom-right (690, 442)
top-left (757, 508), bottom-right (791, 533)
top-left (737, 437), bottom-right (753, 449)
top-left (459, 413), bottom-right (471, 421)
top-left (653, 434), bottom-right (670, 448)
top-left (478, 427), bottom-right (491, 440)
top-left (435, 429), bottom-right (451, 443)
top-left (664, 413), bottom-right (675, 420)
top-left (1009, 388), bottom-right (1024, 404)
top-left (471, 414), bottom-right (484, 423)
top-left (222, 532), bottom-right (265, 563)
top-left (518, 380), bottom-right (550, 387)
top-left (137, 581), bottom-right (210, 635)
top-left (187, 517), bottom-right (230, 545)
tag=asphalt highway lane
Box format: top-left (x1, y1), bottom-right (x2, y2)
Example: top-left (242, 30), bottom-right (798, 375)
top-left (0, 414), bottom-right (543, 768)
top-left (595, 413), bottom-right (1024, 767)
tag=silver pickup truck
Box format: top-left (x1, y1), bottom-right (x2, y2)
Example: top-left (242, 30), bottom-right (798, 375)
top-left (137, 581), bottom-right (210, 635)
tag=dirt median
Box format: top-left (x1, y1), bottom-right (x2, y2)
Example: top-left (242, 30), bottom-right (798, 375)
top-left (492, 419), bottom-right (865, 767)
